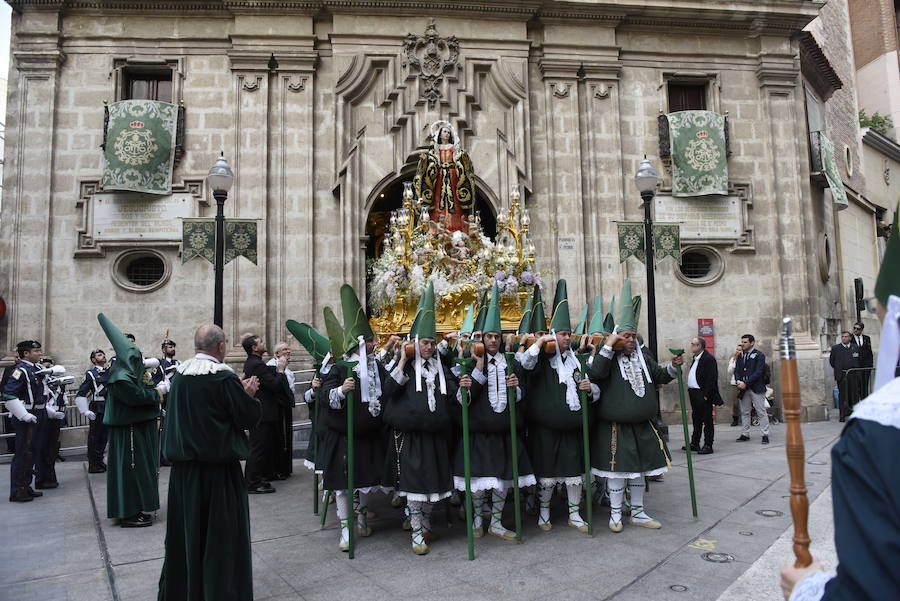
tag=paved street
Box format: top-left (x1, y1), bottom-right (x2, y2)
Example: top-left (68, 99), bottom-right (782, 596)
top-left (0, 420), bottom-right (843, 601)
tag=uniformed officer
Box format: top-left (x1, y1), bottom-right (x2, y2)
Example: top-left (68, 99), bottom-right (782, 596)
top-left (152, 338), bottom-right (179, 467)
top-left (40, 357), bottom-right (70, 487)
top-left (3, 340), bottom-right (51, 502)
top-left (75, 349), bottom-right (111, 473)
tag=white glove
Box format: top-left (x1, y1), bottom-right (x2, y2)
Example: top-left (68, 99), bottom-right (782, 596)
top-left (143, 357), bottom-right (160, 370)
top-left (155, 379), bottom-right (170, 396)
top-left (75, 396), bottom-right (97, 420)
top-left (48, 408), bottom-right (66, 420)
top-left (4, 398), bottom-right (37, 423)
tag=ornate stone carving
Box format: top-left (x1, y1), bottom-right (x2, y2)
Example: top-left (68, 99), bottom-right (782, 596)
top-left (593, 83), bottom-right (610, 99)
top-left (402, 18), bottom-right (459, 108)
top-left (286, 75), bottom-right (307, 93)
top-left (550, 82), bottom-right (571, 98)
top-left (241, 75), bottom-right (263, 92)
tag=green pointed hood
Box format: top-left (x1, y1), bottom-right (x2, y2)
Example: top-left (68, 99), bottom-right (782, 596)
top-left (483, 282), bottom-right (502, 335)
top-left (573, 302), bottom-right (589, 335)
top-left (472, 288), bottom-right (489, 333)
top-left (459, 303), bottom-right (476, 335)
top-left (517, 295), bottom-right (533, 335)
top-left (631, 295), bottom-right (642, 326)
top-left (98, 313), bottom-right (144, 385)
top-left (341, 284), bottom-right (374, 353)
top-left (875, 202), bottom-right (900, 306)
top-left (323, 306), bottom-right (347, 359)
top-left (603, 295), bottom-right (617, 334)
top-left (549, 279), bottom-right (571, 332)
top-left (408, 286), bottom-right (429, 338)
top-left (616, 280), bottom-right (638, 332)
top-left (286, 320), bottom-right (330, 364)
top-left (411, 281), bottom-right (437, 339)
top-left (530, 285), bottom-right (548, 333)
top-left (588, 295), bottom-right (606, 334)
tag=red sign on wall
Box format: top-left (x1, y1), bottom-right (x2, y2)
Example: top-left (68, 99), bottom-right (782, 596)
top-left (698, 318), bottom-right (715, 355)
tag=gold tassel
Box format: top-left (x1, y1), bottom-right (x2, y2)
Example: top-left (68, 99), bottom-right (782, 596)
top-left (609, 423), bottom-right (618, 471)
top-left (648, 420), bottom-right (672, 468)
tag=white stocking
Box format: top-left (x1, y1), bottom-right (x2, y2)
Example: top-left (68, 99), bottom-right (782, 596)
top-left (628, 478), bottom-right (653, 522)
top-left (471, 490), bottom-right (484, 529)
top-left (538, 483), bottom-right (553, 526)
top-left (566, 482), bottom-right (586, 527)
top-left (489, 488), bottom-right (508, 535)
top-left (335, 490), bottom-right (351, 547)
top-left (356, 491), bottom-right (371, 535)
top-left (607, 477), bottom-right (625, 525)
top-left (407, 500), bottom-right (426, 547)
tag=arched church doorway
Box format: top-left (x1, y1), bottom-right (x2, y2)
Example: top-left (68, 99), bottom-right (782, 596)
top-left (364, 177), bottom-right (498, 266)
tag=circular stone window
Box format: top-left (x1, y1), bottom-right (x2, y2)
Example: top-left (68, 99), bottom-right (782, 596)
top-left (112, 249), bottom-right (171, 293)
top-left (675, 246), bottom-right (725, 286)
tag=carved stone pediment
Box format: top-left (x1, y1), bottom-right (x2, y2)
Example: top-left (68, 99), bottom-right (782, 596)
top-left (402, 18), bottom-right (459, 108)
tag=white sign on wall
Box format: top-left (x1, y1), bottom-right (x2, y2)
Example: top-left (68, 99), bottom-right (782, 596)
top-left (93, 192), bottom-right (195, 241)
top-left (653, 195), bottom-right (742, 240)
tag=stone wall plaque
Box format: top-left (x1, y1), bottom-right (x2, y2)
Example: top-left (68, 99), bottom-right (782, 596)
top-left (653, 195), bottom-right (742, 240)
top-left (93, 192), bottom-right (195, 241)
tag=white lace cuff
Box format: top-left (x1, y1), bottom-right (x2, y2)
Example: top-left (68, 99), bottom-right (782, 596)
top-left (391, 367), bottom-right (408, 385)
top-left (328, 387), bottom-right (345, 409)
top-left (667, 364), bottom-right (677, 378)
top-left (789, 570), bottom-right (831, 601)
top-left (470, 368), bottom-right (487, 385)
top-left (599, 345), bottom-right (614, 359)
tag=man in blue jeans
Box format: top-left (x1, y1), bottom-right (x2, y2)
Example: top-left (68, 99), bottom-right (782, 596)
top-left (734, 334), bottom-right (769, 444)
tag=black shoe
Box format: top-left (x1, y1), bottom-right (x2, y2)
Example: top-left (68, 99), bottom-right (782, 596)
top-left (736, 435), bottom-right (750, 442)
top-left (681, 444), bottom-right (700, 452)
top-left (269, 473), bottom-right (288, 481)
top-left (839, 416), bottom-right (846, 423)
top-left (27, 487), bottom-right (43, 497)
top-left (35, 482), bottom-right (58, 490)
top-left (120, 513), bottom-right (153, 528)
top-left (57, 455), bottom-right (66, 462)
top-left (730, 418), bottom-right (740, 427)
top-left (761, 435), bottom-right (770, 445)
top-left (9, 488), bottom-right (33, 503)
top-left (248, 483), bottom-right (276, 494)
top-left (698, 446), bottom-right (714, 454)
top-left (88, 465), bottom-right (106, 474)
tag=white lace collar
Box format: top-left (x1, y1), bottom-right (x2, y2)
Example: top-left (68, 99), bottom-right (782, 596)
top-left (177, 356), bottom-right (234, 376)
top-left (849, 376), bottom-right (900, 430)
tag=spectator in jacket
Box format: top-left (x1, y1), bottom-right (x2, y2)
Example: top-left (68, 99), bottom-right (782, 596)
top-left (684, 338), bottom-right (722, 454)
top-left (830, 331), bottom-right (861, 422)
top-left (734, 334), bottom-right (769, 444)
top-left (242, 335), bottom-right (293, 494)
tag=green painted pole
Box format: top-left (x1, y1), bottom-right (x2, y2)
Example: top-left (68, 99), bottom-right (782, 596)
top-left (319, 490), bottom-right (331, 528)
top-left (455, 357), bottom-right (476, 560)
top-left (342, 360), bottom-right (359, 559)
top-left (577, 354), bottom-right (593, 537)
top-left (504, 352), bottom-right (522, 543)
top-left (669, 348), bottom-right (698, 519)
top-left (312, 368), bottom-right (321, 516)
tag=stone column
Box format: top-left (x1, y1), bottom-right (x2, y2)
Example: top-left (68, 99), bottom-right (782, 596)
top-left (0, 10), bottom-right (64, 358)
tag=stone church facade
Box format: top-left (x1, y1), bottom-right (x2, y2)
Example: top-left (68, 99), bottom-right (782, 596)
top-left (1, 0), bottom-right (878, 421)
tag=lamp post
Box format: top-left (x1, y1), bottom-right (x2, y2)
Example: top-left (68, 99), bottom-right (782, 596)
top-left (634, 156), bottom-right (667, 438)
top-left (207, 153), bottom-right (234, 327)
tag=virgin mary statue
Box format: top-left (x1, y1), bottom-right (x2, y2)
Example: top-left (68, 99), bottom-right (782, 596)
top-left (413, 120), bottom-right (476, 232)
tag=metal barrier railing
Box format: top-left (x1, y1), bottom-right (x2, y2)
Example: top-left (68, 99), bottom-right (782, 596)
top-left (837, 366), bottom-right (899, 414)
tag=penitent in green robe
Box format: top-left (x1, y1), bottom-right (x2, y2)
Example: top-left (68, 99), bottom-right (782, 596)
top-left (157, 358), bottom-right (261, 601)
top-left (103, 375), bottom-right (162, 519)
top-left (588, 350), bottom-right (673, 477)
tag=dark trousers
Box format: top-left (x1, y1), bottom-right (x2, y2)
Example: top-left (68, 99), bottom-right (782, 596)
top-left (87, 414), bottom-right (108, 468)
top-left (245, 419), bottom-right (278, 489)
top-left (9, 410), bottom-right (49, 495)
top-left (689, 389), bottom-right (714, 447)
top-left (275, 407), bottom-right (294, 478)
top-left (43, 417), bottom-right (63, 485)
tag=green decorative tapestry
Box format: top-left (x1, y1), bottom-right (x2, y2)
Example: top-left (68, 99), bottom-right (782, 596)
top-left (667, 110), bottom-right (728, 197)
top-left (819, 134), bottom-right (849, 211)
top-left (102, 100), bottom-right (178, 195)
top-left (617, 222), bottom-right (645, 264)
top-left (224, 220), bottom-right (258, 265)
top-left (182, 218), bottom-right (215, 264)
top-left (652, 223), bottom-right (681, 264)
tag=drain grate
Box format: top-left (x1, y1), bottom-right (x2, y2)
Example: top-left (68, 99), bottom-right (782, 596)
top-left (670, 585), bottom-right (688, 592)
top-left (807, 460), bottom-right (827, 465)
top-left (702, 552), bottom-right (735, 563)
top-left (739, 531), bottom-right (754, 536)
top-left (756, 509), bottom-right (784, 518)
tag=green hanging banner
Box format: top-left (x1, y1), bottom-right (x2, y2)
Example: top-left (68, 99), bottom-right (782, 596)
top-left (617, 222), bottom-right (646, 264)
top-left (667, 110), bottom-right (728, 197)
top-left (182, 218), bottom-right (215, 264)
top-left (653, 223), bottom-right (681, 264)
top-left (819, 134), bottom-right (849, 211)
top-left (223, 219), bottom-right (259, 265)
top-left (102, 100), bottom-right (178, 195)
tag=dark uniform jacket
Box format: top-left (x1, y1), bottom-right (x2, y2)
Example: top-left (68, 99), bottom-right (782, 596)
top-left (830, 343), bottom-right (860, 383)
top-left (242, 355), bottom-right (293, 422)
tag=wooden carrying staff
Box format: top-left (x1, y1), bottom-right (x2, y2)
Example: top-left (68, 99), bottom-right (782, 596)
top-left (781, 317), bottom-right (812, 567)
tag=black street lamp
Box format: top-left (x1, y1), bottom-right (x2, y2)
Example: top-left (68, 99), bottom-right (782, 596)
top-left (634, 156), bottom-right (667, 438)
top-left (207, 153), bottom-right (234, 327)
